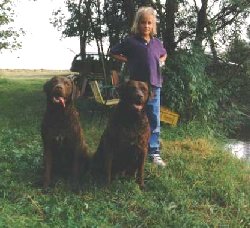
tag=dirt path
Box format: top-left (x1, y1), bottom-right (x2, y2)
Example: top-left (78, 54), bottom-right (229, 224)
top-left (0, 69), bottom-right (72, 79)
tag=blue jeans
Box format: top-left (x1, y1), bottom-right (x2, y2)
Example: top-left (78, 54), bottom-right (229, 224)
top-left (146, 86), bottom-right (161, 156)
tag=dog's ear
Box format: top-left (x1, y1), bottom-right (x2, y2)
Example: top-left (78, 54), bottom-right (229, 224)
top-left (43, 79), bottom-right (51, 94)
top-left (117, 81), bottom-right (128, 100)
top-left (147, 83), bottom-right (153, 101)
top-left (67, 75), bottom-right (80, 101)
top-left (71, 80), bottom-right (80, 101)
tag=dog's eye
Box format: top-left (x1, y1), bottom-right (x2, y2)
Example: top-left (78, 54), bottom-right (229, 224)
top-left (64, 81), bottom-right (70, 86)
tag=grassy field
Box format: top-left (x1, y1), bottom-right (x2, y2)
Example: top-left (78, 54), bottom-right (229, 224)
top-left (0, 70), bottom-right (249, 227)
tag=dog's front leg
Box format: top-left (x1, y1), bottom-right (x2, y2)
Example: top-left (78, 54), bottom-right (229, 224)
top-left (104, 153), bottom-right (113, 185)
top-left (71, 153), bottom-right (81, 192)
top-left (43, 148), bottom-right (53, 189)
top-left (137, 151), bottom-right (146, 189)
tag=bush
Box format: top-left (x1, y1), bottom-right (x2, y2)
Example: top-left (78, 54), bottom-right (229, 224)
top-left (162, 48), bottom-right (247, 134)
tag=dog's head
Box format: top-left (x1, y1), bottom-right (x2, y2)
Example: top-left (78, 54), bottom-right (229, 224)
top-left (43, 76), bottom-right (76, 108)
top-left (119, 80), bottom-right (149, 112)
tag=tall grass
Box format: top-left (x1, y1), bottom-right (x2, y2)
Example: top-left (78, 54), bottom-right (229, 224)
top-left (0, 76), bottom-right (249, 227)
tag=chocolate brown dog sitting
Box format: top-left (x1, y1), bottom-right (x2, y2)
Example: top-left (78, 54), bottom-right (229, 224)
top-left (41, 76), bottom-right (88, 190)
top-left (93, 80), bottom-right (150, 189)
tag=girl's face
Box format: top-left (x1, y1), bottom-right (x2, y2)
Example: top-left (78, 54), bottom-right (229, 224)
top-left (138, 14), bottom-right (154, 38)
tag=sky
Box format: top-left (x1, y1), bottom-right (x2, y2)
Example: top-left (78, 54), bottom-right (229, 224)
top-left (0, 0), bottom-right (94, 70)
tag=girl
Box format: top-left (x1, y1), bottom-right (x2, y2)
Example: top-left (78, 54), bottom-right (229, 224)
top-left (110, 6), bottom-right (167, 167)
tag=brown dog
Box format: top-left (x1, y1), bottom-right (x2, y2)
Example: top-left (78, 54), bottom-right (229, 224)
top-left (41, 76), bottom-right (88, 190)
top-left (93, 80), bottom-right (150, 189)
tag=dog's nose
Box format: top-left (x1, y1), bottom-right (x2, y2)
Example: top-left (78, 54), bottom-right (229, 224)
top-left (136, 91), bottom-right (144, 99)
top-left (55, 84), bottom-right (63, 90)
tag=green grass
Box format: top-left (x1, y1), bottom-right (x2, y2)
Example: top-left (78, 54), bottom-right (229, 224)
top-left (0, 75), bottom-right (249, 227)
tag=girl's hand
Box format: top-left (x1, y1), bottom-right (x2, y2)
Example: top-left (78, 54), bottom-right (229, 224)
top-left (159, 54), bottom-right (167, 63)
top-left (159, 60), bottom-right (165, 67)
top-left (159, 54), bottom-right (167, 67)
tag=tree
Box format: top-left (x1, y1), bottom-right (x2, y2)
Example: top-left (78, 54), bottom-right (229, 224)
top-left (0, 0), bottom-right (24, 52)
top-left (51, 0), bottom-right (93, 58)
top-left (103, 0), bottom-right (131, 48)
top-left (225, 37), bottom-right (250, 107)
top-left (162, 0), bottom-right (177, 55)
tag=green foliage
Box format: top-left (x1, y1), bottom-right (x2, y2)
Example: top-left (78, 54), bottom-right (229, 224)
top-left (162, 48), bottom-right (217, 122)
top-left (0, 0), bottom-right (24, 51)
top-left (226, 38), bottom-right (250, 65)
top-left (162, 44), bottom-right (249, 134)
top-left (104, 0), bottom-right (130, 47)
top-left (210, 37), bottom-right (250, 133)
top-left (0, 76), bottom-right (249, 227)
top-left (225, 38), bottom-right (250, 100)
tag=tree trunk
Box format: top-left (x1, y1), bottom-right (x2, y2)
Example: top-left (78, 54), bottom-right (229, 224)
top-left (123, 0), bottom-right (135, 29)
top-left (194, 0), bottom-right (208, 48)
top-left (206, 23), bottom-right (218, 62)
top-left (78, 0), bottom-right (87, 59)
top-left (138, 0), bottom-right (152, 6)
top-left (80, 36), bottom-right (87, 59)
top-left (164, 0), bottom-right (176, 55)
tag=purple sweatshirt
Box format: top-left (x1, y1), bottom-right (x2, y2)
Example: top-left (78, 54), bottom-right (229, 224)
top-left (110, 35), bottom-right (167, 87)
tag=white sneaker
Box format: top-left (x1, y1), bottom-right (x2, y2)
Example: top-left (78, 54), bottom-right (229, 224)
top-left (151, 154), bottom-right (166, 167)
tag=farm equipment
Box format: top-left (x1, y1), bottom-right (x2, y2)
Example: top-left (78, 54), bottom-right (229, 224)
top-left (69, 52), bottom-right (123, 98)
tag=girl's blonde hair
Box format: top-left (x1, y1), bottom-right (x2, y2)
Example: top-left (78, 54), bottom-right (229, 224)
top-left (131, 6), bottom-right (157, 36)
